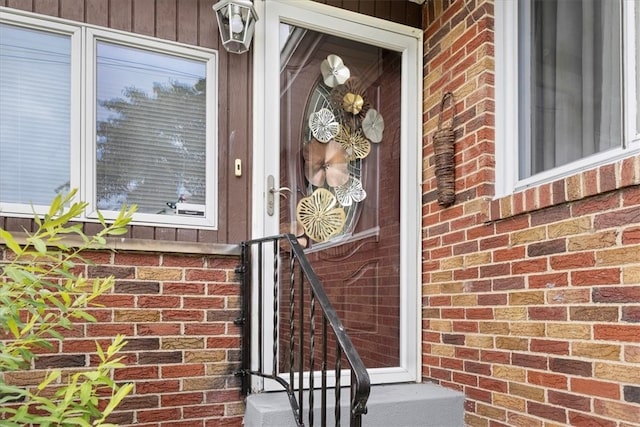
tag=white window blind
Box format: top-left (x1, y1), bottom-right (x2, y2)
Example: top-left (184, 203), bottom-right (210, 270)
top-left (0, 23), bottom-right (71, 206)
top-left (95, 41), bottom-right (207, 216)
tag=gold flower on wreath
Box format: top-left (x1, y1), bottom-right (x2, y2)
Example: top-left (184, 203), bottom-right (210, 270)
top-left (330, 78), bottom-right (370, 121)
top-left (296, 188), bottom-right (346, 243)
top-left (334, 125), bottom-right (371, 161)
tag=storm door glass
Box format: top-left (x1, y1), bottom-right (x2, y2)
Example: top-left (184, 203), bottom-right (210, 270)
top-left (278, 25), bottom-right (402, 370)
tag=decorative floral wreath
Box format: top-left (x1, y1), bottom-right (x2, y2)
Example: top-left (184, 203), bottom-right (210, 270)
top-left (296, 54), bottom-right (385, 244)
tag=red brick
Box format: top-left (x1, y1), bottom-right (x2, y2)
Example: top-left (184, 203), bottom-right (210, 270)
top-left (571, 378), bottom-right (620, 400)
top-left (478, 377), bottom-right (507, 393)
top-left (550, 253), bottom-right (595, 270)
top-left (185, 269), bottom-right (227, 282)
top-left (530, 339), bottom-right (569, 355)
top-left (528, 371), bottom-right (567, 389)
top-left (114, 252), bottom-right (160, 266)
top-left (593, 286), bottom-right (640, 304)
top-left (568, 412), bottom-right (617, 427)
top-left (528, 306), bottom-right (566, 321)
top-left (527, 401), bottom-right (566, 424)
top-left (528, 272), bottom-right (568, 289)
top-left (594, 207), bottom-right (640, 230)
top-left (594, 325), bottom-right (640, 342)
top-left (114, 366), bottom-right (159, 381)
top-left (548, 390), bottom-right (590, 411)
top-left (571, 268), bottom-right (620, 286)
top-left (160, 392), bottom-right (205, 407)
top-left (136, 380), bottom-right (180, 394)
top-left (137, 408), bottom-right (181, 423)
top-left (162, 364), bottom-right (205, 378)
top-left (162, 310), bottom-right (205, 321)
top-left (183, 296), bottom-right (225, 309)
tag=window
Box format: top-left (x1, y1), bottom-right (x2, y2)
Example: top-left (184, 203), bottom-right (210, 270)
top-left (495, 0), bottom-right (640, 197)
top-left (0, 10), bottom-right (217, 228)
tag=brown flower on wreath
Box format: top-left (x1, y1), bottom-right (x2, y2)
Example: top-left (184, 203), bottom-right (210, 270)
top-left (303, 138), bottom-right (350, 188)
top-left (334, 125), bottom-right (371, 161)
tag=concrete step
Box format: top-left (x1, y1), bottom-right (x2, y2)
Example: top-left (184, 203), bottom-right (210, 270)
top-left (244, 382), bottom-right (465, 427)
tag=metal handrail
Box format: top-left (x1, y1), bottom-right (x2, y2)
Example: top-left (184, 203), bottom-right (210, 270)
top-left (237, 234), bottom-right (370, 427)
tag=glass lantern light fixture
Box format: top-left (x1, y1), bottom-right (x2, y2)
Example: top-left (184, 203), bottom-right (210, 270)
top-left (213, 0), bottom-right (258, 54)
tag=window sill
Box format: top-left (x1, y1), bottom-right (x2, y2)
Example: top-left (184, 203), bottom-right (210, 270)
top-left (487, 156), bottom-right (640, 222)
top-left (1, 232), bottom-right (241, 257)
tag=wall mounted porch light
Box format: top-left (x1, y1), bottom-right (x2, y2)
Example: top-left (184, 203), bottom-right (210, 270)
top-left (213, 0), bottom-right (258, 54)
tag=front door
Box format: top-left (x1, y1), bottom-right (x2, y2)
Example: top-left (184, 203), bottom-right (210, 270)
top-left (253, 0), bottom-right (421, 386)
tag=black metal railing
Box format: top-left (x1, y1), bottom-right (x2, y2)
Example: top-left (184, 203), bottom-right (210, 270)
top-left (236, 234), bottom-right (370, 427)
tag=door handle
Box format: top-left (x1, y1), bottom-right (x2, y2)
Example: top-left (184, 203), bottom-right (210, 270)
top-left (266, 175), bottom-right (291, 216)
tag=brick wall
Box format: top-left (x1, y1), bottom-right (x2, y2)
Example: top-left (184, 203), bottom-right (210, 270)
top-left (422, 1), bottom-right (640, 426)
top-left (1, 247), bottom-right (244, 427)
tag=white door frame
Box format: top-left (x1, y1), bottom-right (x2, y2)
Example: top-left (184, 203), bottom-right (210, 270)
top-left (251, 0), bottom-right (422, 390)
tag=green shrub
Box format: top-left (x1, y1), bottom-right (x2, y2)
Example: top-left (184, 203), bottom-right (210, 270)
top-left (0, 190), bottom-right (136, 426)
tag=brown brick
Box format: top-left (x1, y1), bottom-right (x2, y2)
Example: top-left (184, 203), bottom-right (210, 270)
top-left (494, 393), bottom-right (525, 412)
top-left (493, 366), bottom-right (525, 382)
top-left (549, 289), bottom-right (591, 306)
top-left (594, 362), bottom-right (640, 383)
top-left (495, 307), bottom-right (527, 320)
top-left (162, 337), bottom-right (204, 350)
top-left (507, 412), bottom-right (543, 427)
top-left (3, 370), bottom-right (47, 386)
top-left (510, 322), bottom-right (545, 337)
top-left (547, 323), bottom-right (592, 340)
top-left (137, 267), bottom-right (183, 280)
top-left (496, 337), bottom-right (527, 351)
top-left (138, 351), bottom-right (183, 365)
top-left (550, 358), bottom-right (592, 377)
top-left (511, 227), bottom-right (545, 245)
top-left (571, 342), bottom-right (620, 360)
top-left (510, 382), bottom-right (545, 402)
top-left (118, 395), bottom-right (159, 411)
top-left (114, 281), bottom-right (160, 294)
top-left (509, 291), bottom-right (544, 305)
top-left (184, 350), bottom-right (226, 363)
top-left (163, 310), bottom-right (206, 322)
top-left (124, 338), bottom-right (160, 351)
top-left (88, 265), bottom-right (134, 279)
top-left (596, 245), bottom-right (640, 266)
top-left (594, 398), bottom-right (640, 424)
top-left (183, 376), bottom-right (227, 391)
top-left (570, 306), bottom-right (619, 322)
top-left (568, 231), bottom-right (617, 251)
top-left (476, 402), bottom-right (506, 421)
top-left (115, 309), bottom-right (161, 322)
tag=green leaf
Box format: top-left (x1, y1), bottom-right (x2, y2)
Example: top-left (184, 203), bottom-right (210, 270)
top-left (0, 229), bottom-right (23, 255)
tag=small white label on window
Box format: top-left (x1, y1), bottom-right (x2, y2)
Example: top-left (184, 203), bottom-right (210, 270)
top-left (176, 203), bottom-right (206, 217)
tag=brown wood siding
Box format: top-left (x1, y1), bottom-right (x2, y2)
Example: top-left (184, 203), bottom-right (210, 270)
top-left (313, 0), bottom-right (423, 28)
top-left (0, 0), bottom-right (252, 245)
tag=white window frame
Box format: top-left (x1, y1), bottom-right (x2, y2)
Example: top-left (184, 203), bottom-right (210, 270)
top-left (495, 0), bottom-right (640, 198)
top-left (0, 8), bottom-right (218, 229)
top-left (252, 0), bottom-right (422, 389)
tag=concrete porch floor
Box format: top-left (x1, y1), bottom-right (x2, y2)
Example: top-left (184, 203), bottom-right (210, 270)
top-left (244, 382), bottom-right (465, 427)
